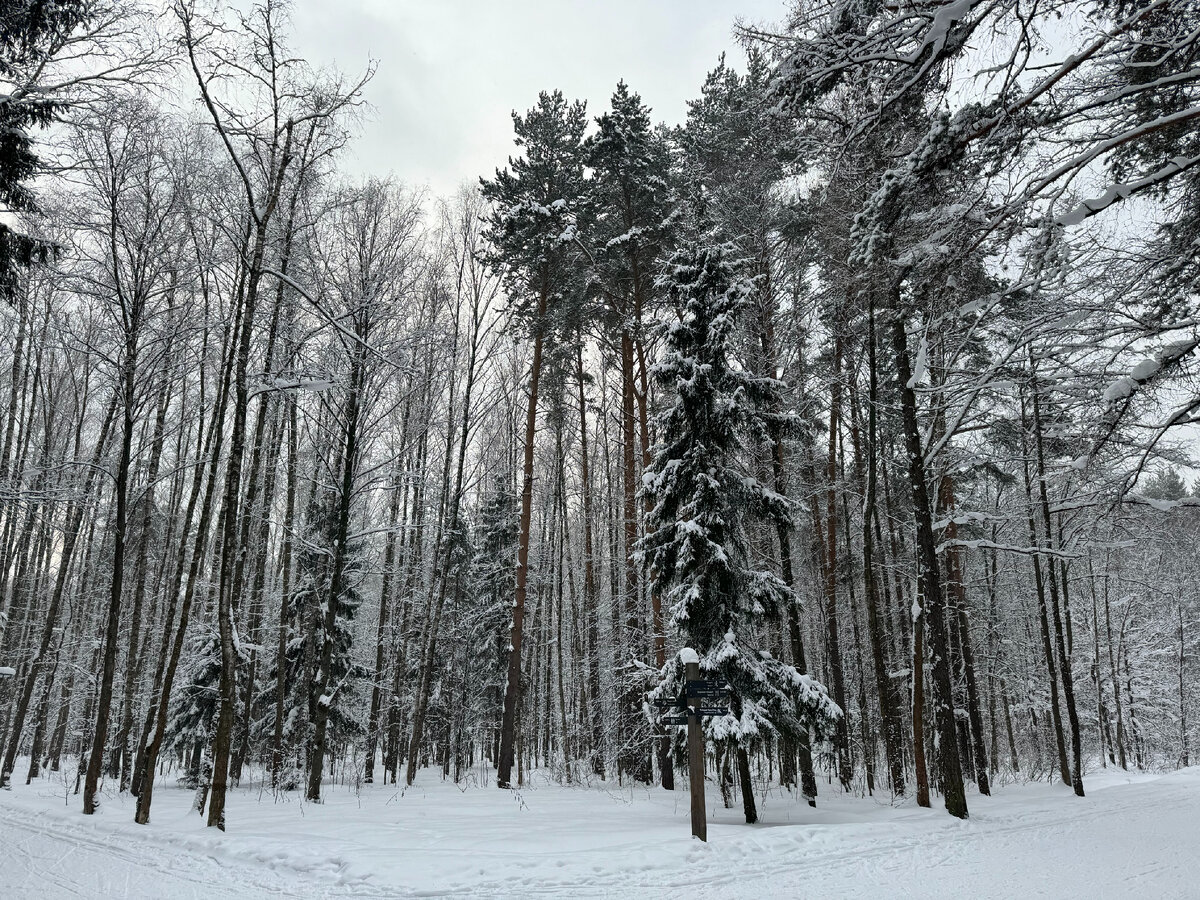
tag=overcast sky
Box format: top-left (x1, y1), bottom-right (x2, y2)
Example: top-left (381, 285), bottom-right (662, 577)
top-left (289, 0), bottom-right (786, 198)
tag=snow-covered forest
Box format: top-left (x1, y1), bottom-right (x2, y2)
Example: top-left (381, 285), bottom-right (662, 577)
top-left (1, 0), bottom-right (1199, 896)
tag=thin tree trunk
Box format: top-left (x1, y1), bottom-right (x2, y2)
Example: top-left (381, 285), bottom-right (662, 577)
top-left (889, 296), bottom-right (966, 819)
top-left (116, 373), bottom-right (172, 792)
top-left (617, 328), bottom-right (650, 784)
top-left (1030, 381), bottom-right (1084, 798)
top-left (497, 295), bottom-right (546, 788)
top-left (823, 336), bottom-right (853, 790)
top-left (576, 342), bottom-right (604, 778)
top-left (365, 468), bottom-right (402, 784)
top-left (861, 301), bottom-right (906, 795)
top-left (1020, 394), bottom-right (1071, 787)
top-left (84, 355), bottom-right (138, 815)
top-left (306, 337), bottom-right (365, 803)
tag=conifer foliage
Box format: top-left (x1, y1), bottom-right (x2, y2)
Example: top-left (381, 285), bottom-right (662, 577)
top-left (641, 239), bottom-right (840, 821)
top-left (0, 0), bottom-right (90, 297)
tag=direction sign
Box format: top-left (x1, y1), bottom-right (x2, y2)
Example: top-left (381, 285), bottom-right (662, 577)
top-left (651, 680), bottom-right (729, 722)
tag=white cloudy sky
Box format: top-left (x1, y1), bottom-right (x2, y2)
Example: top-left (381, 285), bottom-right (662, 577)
top-left (289, 0), bottom-right (786, 198)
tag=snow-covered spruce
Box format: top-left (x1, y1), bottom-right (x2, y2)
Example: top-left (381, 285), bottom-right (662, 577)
top-left (639, 240), bottom-right (840, 823)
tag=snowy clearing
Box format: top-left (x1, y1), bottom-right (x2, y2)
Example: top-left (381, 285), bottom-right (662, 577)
top-left (2, 765), bottom-right (1198, 898)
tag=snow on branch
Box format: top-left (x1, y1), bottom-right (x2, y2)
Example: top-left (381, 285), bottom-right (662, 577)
top-left (1055, 153), bottom-right (1200, 228)
top-left (936, 538), bottom-right (1082, 560)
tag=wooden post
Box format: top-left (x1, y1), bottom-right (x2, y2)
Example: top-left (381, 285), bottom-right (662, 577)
top-left (682, 649), bottom-right (706, 842)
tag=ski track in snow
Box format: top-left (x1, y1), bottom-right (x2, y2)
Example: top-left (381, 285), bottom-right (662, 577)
top-left (1, 802), bottom-right (325, 899)
top-left (1, 766), bottom-right (1198, 898)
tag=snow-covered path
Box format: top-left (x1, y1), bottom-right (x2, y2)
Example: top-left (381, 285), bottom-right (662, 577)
top-left (1, 799), bottom-right (337, 899)
top-left (680, 769), bottom-right (1200, 899)
top-left (2, 765), bottom-right (1197, 898)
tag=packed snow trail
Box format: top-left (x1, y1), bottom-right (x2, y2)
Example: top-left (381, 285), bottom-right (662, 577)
top-left (0, 790), bottom-right (376, 898)
top-left (1, 766), bottom-right (1197, 898)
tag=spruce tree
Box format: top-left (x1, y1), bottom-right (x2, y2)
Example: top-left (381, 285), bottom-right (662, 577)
top-left (640, 240), bottom-right (840, 824)
top-left (164, 627), bottom-right (247, 790)
top-left (467, 475), bottom-right (519, 755)
top-left (273, 489), bottom-right (367, 788)
top-left (0, 0), bottom-right (92, 298)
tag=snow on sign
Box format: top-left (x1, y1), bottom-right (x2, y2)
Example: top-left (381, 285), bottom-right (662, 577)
top-left (0, 667), bottom-right (14, 678)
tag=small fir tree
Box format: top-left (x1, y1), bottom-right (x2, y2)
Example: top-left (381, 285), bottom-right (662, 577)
top-left (1144, 468), bottom-right (1188, 501)
top-left (266, 490), bottom-right (366, 786)
top-left (467, 476), bottom-right (519, 751)
top-left (165, 626), bottom-right (247, 789)
top-left (640, 240), bottom-right (840, 823)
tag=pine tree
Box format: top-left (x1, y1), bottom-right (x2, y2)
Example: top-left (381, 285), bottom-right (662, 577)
top-left (585, 81), bottom-right (677, 787)
top-left (480, 90), bottom-right (588, 788)
top-left (640, 240), bottom-right (840, 824)
top-left (1145, 468), bottom-right (1188, 501)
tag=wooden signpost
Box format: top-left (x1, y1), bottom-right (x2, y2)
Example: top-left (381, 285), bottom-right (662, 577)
top-left (651, 648), bottom-right (731, 842)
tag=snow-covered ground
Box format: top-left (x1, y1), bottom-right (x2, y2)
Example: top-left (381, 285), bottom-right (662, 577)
top-left (2, 762), bottom-right (1197, 898)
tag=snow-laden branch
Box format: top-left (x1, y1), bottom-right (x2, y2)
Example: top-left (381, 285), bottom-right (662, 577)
top-left (937, 538), bottom-right (1082, 560)
top-left (1055, 152), bottom-right (1200, 227)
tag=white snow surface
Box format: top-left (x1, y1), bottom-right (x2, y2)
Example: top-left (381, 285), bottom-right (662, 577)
top-left (2, 763), bottom-right (1198, 898)
top-left (1104, 376), bottom-right (1135, 402)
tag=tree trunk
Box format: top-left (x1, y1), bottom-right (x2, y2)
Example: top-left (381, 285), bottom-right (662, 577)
top-left (823, 336), bottom-right (853, 790)
top-left (576, 341), bottom-right (605, 778)
top-left (497, 300), bottom-right (546, 788)
top-left (84, 360), bottom-right (137, 815)
top-left (939, 476), bottom-right (990, 796)
top-left (1020, 395), bottom-right (1071, 787)
top-left (617, 328), bottom-right (651, 784)
top-left (1030, 381), bottom-right (1084, 798)
top-left (861, 302), bottom-right (906, 796)
top-left (306, 342), bottom-right (365, 803)
top-left (365, 468), bottom-right (402, 784)
top-left (116, 374), bottom-right (172, 792)
top-left (889, 297), bottom-right (966, 819)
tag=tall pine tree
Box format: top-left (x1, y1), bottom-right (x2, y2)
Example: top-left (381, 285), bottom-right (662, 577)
top-left (480, 90), bottom-right (589, 788)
